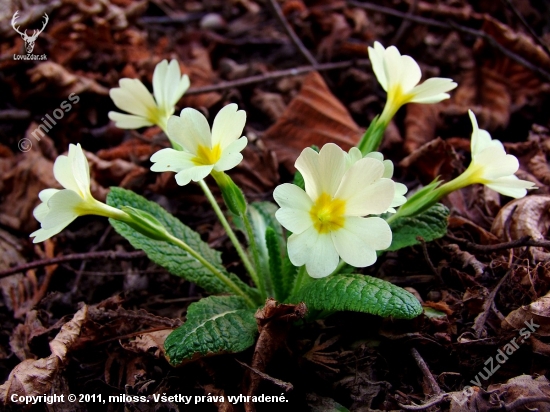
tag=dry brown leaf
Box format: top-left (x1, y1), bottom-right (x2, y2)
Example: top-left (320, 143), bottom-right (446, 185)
top-left (403, 103), bottom-right (447, 154)
top-left (491, 195), bottom-right (550, 261)
top-left (180, 42), bottom-right (222, 109)
top-left (502, 290), bottom-right (550, 335)
top-left (250, 89), bottom-right (287, 122)
top-left (263, 71), bottom-right (362, 170)
top-left (0, 306), bottom-right (88, 403)
top-left (400, 137), bottom-right (462, 182)
top-left (49, 306), bottom-right (88, 360)
top-left (450, 15), bottom-right (550, 130)
top-left (120, 329), bottom-right (172, 359)
top-left (27, 62), bottom-right (109, 96)
top-left (231, 144), bottom-right (280, 195)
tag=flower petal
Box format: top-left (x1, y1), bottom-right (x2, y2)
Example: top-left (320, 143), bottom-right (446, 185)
top-left (296, 144), bottom-right (347, 200)
top-left (211, 104), bottom-right (247, 149)
top-left (287, 227), bottom-right (339, 278)
top-left (152, 59), bottom-right (168, 112)
top-left (53, 153), bottom-right (80, 194)
top-left (398, 55), bottom-right (422, 92)
top-left (171, 108), bottom-right (212, 153)
top-left (213, 137), bottom-right (248, 171)
top-left (274, 183), bottom-right (314, 234)
top-left (40, 190), bottom-right (83, 229)
top-left (174, 165), bottom-right (213, 186)
top-left (486, 175), bottom-right (537, 198)
top-left (110, 78), bottom-right (157, 118)
top-left (31, 222), bottom-right (74, 243)
top-left (335, 158), bottom-right (394, 215)
top-left (409, 78), bottom-right (457, 104)
top-left (331, 216), bottom-right (392, 267)
top-left (475, 151), bottom-right (519, 179)
top-left (368, 42), bottom-right (388, 91)
top-left (150, 148), bottom-right (195, 172)
top-left (108, 111), bottom-right (154, 129)
top-left (69, 144), bottom-right (91, 199)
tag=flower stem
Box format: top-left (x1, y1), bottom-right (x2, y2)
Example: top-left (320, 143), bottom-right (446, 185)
top-left (241, 212), bottom-right (270, 298)
top-left (289, 265), bottom-right (311, 299)
top-left (198, 180), bottom-right (262, 292)
top-left (164, 232), bottom-right (256, 308)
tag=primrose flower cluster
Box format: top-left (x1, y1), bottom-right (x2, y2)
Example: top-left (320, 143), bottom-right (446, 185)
top-left (31, 45), bottom-right (536, 280)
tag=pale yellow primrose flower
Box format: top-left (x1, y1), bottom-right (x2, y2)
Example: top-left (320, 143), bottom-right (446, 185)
top-left (150, 104), bottom-right (248, 186)
top-left (346, 147), bottom-right (407, 213)
top-left (368, 42), bottom-right (457, 124)
top-left (439, 111), bottom-right (536, 198)
top-left (108, 59), bottom-right (190, 131)
top-left (31, 144), bottom-right (128, 243)
top-left (274, 143), bottom-right (395, 278)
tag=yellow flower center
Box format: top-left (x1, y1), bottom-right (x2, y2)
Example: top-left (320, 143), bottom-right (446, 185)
top-left (192, 144), bottom-right (222, 166)
top-left (309, 193), bottom-right (346, 234)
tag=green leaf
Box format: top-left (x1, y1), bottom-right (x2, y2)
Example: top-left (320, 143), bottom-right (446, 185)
top-left (165, 296), bottom-right (258, 365)
top-left (281, 254), bottom-right (297, 302)
top-left (388, 203), bottom-right (449, 252)
top-left (290, 274), bottom-right (422, 319)
top-left (107, 188), bottom-right (258, 298)
top-left (266, 227), bottom-right (284, 300)
top-left (245, 202), bottom-right (285, 295)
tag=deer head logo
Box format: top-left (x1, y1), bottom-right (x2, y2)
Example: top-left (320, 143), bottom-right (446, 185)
top-left (11, 11), bottom-right (49, 54)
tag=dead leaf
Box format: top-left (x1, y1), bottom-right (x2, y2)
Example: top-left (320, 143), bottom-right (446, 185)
top-left (245, 299), bottom-right (306, 410)
top-left (120, 329), bottom-right (172, 359)
top-left (400, 137), bottom-right (462, 182)
top-left (502, 289), bottom-right (550, 335)
top-left (403, 103), bottom-right (447, 154)
top-left (27, 62), bottom-right (109, 96)
top-left (263, 71), bottom-right (362, 170)
top-left (0, 306), bottom-right (88, 403)
top-left (491, 195), bottom-right (550, 261)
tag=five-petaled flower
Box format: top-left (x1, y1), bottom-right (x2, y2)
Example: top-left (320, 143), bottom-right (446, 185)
top-left (108, 59), bottom-right (190, 131)
top-left (31, 144), bottom-right (128, 243)
top-left (439, 110), bottom-right (536, 198)
top-left (368, 41), bottom-right (457, 125)
top-left (150, 103), bottom-right (248, 186)
top-left (273, 143), bottom-right (395, 278)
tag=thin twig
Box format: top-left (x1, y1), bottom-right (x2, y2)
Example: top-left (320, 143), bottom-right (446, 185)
top-left (473, 269), bottom-right (511, 338)
top-left (410, 347), bottom-right (442, 396)
top-left (446, 234), bottom-right (550, 252)
top-left (398, 393), bottom-right (449, 410)
top-left (0, 250), bottom-right (146, 278)
top-left (185, 60), bottom-right (369, 95)
top-left (236, 359), bottom-right (294, 392)
top-left (347, 0), bottom-right (550, 82)
top-left (266, 0), bottom-right (318, 66)
top-left (500, 0), bottom-right (550, 57)
top-left (417, 236), bottom-right (441, 281)
top-left (391, 0), bottom-right (418, 45)
top-left (503, 395), bottom-right (550, 411)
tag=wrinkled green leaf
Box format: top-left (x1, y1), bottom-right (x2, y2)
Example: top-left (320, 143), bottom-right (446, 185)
top-left (388, 203), bottom-right (449, 252)
top-left (107, 188), bottom-right (258, 298)
top-left (165, 296), bottom-right (258, 365)
top-left (290, 274), bottom-right (422, 319)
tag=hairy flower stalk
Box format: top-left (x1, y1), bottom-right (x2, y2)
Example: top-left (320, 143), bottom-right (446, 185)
top-left (109, 59), bottom-right (190, 136)
top-left (150, 104), bottom-right (266, 294)
top-left (436, 110), bottom-right (537, 198)
top-left (390, 110), bottom-right (537, 222)
top-left (31, 144), bottom-right (130, 243)
top-left (358, 42), bottom-right (457, 154)
top-left (274, 143), bottom-right (395, 278)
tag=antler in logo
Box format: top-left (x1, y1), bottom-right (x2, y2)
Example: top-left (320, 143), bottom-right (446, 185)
top-left (11, 11), bottom-right (49, 54)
